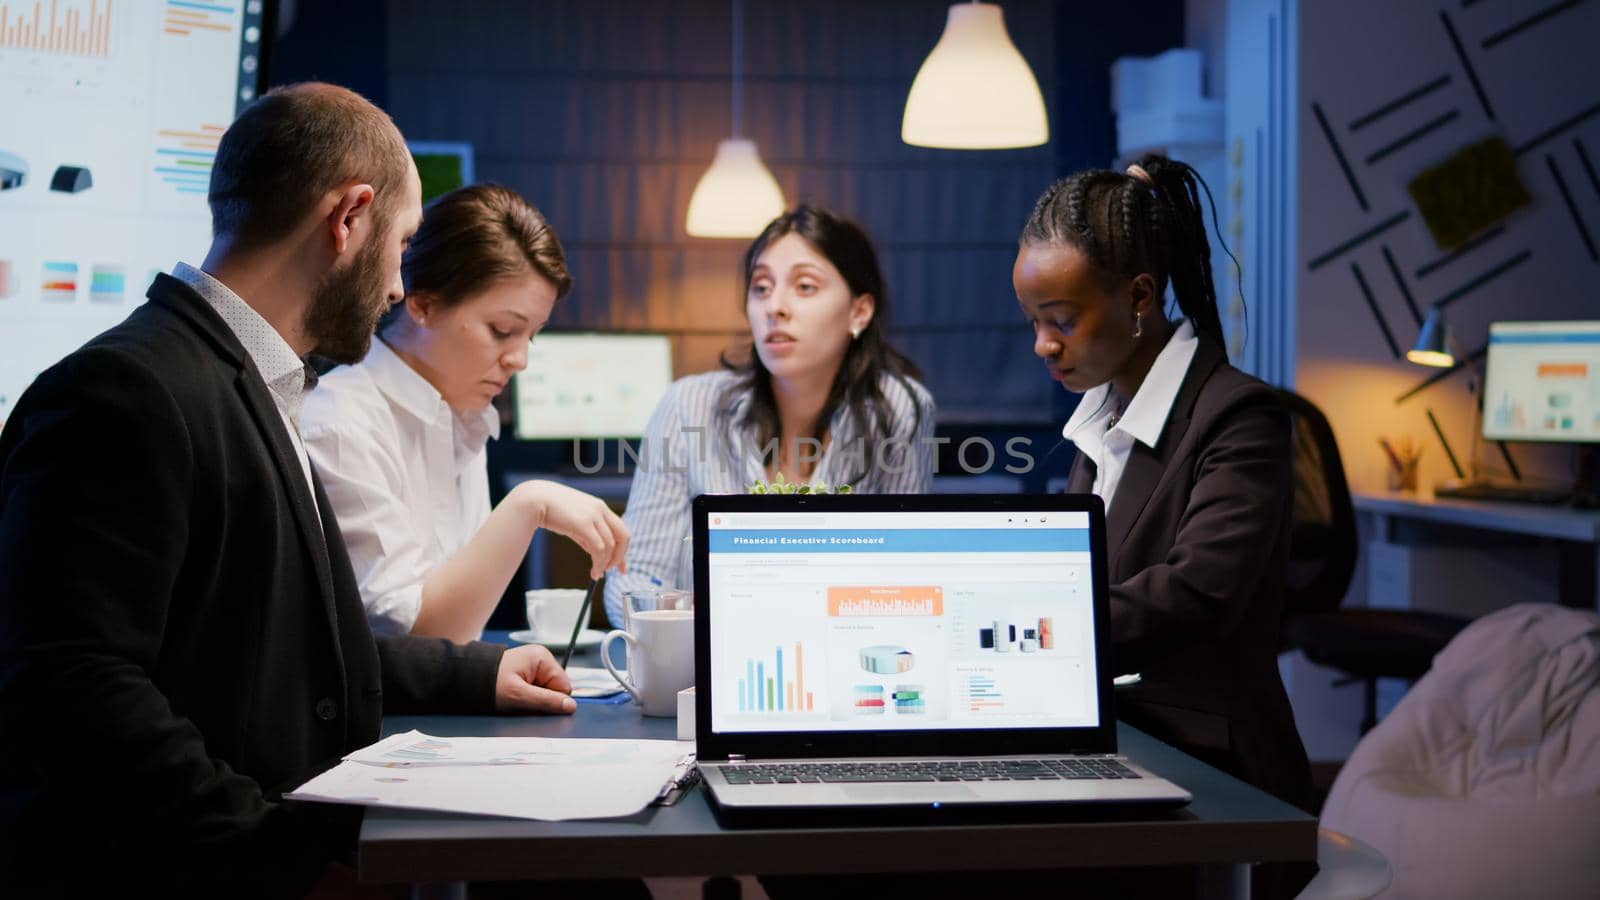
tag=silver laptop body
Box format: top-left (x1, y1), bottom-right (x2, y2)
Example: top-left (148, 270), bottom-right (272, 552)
top-left (691, 493), bottom-right (1191, 811)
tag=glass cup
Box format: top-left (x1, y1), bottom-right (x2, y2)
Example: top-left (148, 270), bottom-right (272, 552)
top-left (601, 589), bottom-right (694, 716)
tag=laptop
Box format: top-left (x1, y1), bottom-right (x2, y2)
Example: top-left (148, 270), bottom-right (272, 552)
top-left (692, 493), bottom-right (1192, 812)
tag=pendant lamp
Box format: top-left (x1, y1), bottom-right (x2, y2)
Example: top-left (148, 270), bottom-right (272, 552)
top-left (686, 0), bottom-right (786, 238)
top-left (901, 2), bottom-right (1049, 149)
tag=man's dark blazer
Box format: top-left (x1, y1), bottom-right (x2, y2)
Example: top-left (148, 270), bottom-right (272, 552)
top-left (1067, 338), bottom-right (1312, 810)
top-left (0, 275), bottom-right (504, 896)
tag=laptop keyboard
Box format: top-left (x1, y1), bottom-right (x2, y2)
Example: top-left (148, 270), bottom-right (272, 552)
top-left (718, 757), bottom-right (1142, 784)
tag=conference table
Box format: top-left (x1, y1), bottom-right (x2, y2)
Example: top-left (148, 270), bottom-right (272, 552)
top-left (358, 701), bottom-right (1316, 900)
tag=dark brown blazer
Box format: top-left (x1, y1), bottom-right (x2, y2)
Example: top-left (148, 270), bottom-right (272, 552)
top-left (0, 275), bottom-right (504, 897)
top-left (1067, 338), bottom-right (1312, 810)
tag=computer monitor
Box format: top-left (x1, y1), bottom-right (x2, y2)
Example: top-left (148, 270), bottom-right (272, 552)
top-left (406, 140), bottom-right (474, 203)
top-left (0, 0), bottom-right (274, 430)
top-left (513, 332), bottom-right (674, 440)
top-left (1482, 320), bottom-right (1600, 443)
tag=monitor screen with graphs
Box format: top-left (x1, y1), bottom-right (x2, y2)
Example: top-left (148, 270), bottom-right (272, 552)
top-left (514, 333), bottom-right (675, 440)
top-left (1482, 320), bottom-right (1600, 444)
top-left (0, 0), bottom-right (272, 428)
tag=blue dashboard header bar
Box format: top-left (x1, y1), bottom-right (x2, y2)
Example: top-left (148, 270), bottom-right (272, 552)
top-left (708, 529), bottom-right (1091, 553)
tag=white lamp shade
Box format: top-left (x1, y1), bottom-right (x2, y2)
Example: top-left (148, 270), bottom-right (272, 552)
top-left (685, 138), bottom-right (787, 238)
top-left (902, 3), bottom-right (1049, 150)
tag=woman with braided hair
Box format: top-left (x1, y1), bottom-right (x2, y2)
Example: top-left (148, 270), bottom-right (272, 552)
top-left (1013, 154), bottom-right (1313, 819)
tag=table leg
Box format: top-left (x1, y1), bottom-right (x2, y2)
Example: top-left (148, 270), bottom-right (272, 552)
top-left (1195, 863), bottom-right (1250, 900)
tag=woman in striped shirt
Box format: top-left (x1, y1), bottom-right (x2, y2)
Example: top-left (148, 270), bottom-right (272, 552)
top-left (604, 206), bottom-right (936, 625)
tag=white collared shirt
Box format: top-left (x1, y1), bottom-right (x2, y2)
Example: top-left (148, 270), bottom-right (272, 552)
top-left (299, 337), bottom-right (499, 635)
top-left (171, 262), bottom-right (321, 521)
top-left (1062, 319), bottom-right (1199, 512)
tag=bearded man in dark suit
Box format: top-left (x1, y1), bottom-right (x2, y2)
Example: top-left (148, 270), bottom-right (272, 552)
top-left (0, 83), bottom-right (577, 898)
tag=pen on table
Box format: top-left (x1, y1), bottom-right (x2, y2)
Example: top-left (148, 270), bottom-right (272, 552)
top-left (560, 578), bottom-right (602, 669)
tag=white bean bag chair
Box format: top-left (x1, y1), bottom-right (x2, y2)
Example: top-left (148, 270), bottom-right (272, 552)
top-left (1320, 603), bottom-right (1600, 899)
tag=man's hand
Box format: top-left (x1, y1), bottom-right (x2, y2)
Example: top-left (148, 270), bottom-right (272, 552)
top-left (495, 643), bottom-right (576, 714)
top-left (519, 480), bottom-right (630, 580)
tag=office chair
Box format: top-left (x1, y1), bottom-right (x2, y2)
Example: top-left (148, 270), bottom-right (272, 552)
top-left (1273, 389), bottom-right (1470, 734)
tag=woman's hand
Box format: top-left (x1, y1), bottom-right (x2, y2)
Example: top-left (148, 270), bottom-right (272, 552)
top-left (517, 480), bottom-right (631, 580)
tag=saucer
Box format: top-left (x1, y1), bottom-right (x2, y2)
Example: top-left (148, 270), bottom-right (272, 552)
top-left (510, 627), bottom-right (605, 653)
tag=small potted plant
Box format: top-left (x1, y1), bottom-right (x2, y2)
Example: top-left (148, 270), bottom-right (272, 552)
top-left (745, 472), bottom-right (853, 495)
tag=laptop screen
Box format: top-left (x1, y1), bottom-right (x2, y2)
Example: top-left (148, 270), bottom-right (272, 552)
top-left (703, 505), bottom-right (1103, 738)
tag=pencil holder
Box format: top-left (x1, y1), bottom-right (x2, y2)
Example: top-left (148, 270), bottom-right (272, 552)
top-left (1387, 458), bottom-right (1419, 493)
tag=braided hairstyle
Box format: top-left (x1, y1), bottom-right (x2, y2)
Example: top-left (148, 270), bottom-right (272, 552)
top-left (1019, 153), bottom-right (1230, 351)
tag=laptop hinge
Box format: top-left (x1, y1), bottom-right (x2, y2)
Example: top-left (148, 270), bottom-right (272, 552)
top-left (727, 754), bottom-right (747, 763)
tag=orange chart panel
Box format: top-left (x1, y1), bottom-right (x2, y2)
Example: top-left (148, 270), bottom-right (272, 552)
top-left (0, 0), bottom-right (113, 58)
top-left (828, 585), bottom-right (944, 617)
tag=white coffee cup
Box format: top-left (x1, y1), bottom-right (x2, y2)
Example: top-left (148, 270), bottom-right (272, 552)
top-left (525, 588), bottom-right (587, 639)
top-left (602, 589), bottom-right (694, 716)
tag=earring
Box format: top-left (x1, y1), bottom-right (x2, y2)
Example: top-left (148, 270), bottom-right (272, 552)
top-left (850, 327), bottom-right (862, 340)
top-left (1133, 311), bottom-right (1144, 340)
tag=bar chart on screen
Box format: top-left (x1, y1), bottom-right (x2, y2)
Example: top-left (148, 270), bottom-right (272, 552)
top-left (735, 641), bottom-right (820, 716)
top-left (961, 672), bottom-right (1005, 713)
top-left (0, 0), bottom-right (116, 59)
top-left (151, 123), bottom-right (221, 197)
top-left (160, 0), bottom-right (237, 39)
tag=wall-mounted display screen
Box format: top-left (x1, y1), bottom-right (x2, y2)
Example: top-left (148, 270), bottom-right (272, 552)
top-left (0, 0), bottom-right (271, 428)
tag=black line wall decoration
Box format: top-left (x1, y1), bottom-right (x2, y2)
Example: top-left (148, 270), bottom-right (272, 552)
top-left (1440, 10), bottom-right (1496, 121)
top-left (1426, 407), bottom-right (1466, 478)
top-left (1546, 155), bottom-right (1600, 262)
top-left (1365, 109), bottom-right (1461, 165)
top-left (1350, 75), bottom-right (1452, 131)
top-left (1307, 211), bottom-right (1410, 270)
top-left (1577, 139), bottom-right (1600, 200)
top-left (1434, 250), bottom-right (1534, 307)
top-left (1513, 101), bottom-right (1600, 156)
top-left (1312, 100), bottom-right (1369, 211)
top-left (1381, 246), bottom-right (1424, 325)
top-left (1414, 226), bottom-right (1506, 278)
top-left (1495, 441), bottom-right (1523, 482)
top-left (1352, 262), bottom-right (1401, 357)
top-left (1480, 0), bottom-right (1587, 51)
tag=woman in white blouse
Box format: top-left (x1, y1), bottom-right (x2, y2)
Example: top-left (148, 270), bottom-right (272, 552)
top-left (604, 206), bottom-right (935, 625)
top-left (302, 185), bottom-right (628, 642)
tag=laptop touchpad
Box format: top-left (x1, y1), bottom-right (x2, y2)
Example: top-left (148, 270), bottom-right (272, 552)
top-left (843, 784), bottom-right (978, 802)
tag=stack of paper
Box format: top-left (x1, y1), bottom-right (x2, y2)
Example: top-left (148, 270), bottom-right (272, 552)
top-left (287, 730), bottom-right (695, 821)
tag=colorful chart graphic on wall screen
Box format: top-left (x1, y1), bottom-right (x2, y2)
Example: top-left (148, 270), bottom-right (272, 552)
top-left (0, 0), bottom-right (268, 428)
